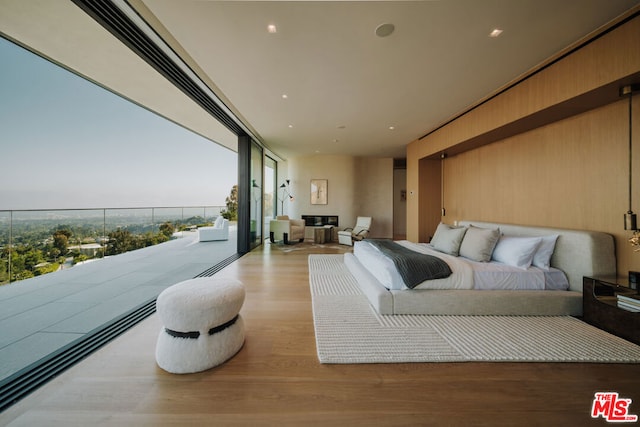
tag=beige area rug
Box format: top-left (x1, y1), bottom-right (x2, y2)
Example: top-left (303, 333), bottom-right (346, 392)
top-left (308, 254), bottom-right (640, 364)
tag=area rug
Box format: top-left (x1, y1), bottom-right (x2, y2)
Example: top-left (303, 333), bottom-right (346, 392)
top-left (308, 254), bottom-right (640, 364)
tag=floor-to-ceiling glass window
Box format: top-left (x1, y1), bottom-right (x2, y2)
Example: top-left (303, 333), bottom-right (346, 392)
top-left (265, 156), bottom-right (277, 220)
top-left (0, 35), bottom-right (239, 396)
top-left (249, 141), bottom-right (263, 250)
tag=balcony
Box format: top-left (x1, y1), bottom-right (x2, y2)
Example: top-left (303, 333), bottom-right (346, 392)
top-left (0, 208), bottom-right (238, 407)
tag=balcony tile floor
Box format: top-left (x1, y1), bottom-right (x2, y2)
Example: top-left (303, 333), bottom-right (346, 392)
top-left (0, 228), bottom-right (237, 383)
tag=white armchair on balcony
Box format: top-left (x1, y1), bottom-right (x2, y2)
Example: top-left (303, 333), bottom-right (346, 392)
top-left (269, 215), bottom-right (305, 244)
top-left (198, 216), bottom-right (229, 242)
top-left (338, 216), bottom-right (372, 246)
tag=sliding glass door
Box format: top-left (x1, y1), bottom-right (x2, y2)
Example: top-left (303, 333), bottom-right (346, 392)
top-left (264, 156), bottom-right (277, 220)
top-left (249, 141), bottom-right (263, 250)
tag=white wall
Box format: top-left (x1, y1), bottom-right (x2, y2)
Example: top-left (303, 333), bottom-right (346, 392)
top-left (287, 155), bottom-right (393, 238)
top-left (355, 157), bottom-right (393, 238)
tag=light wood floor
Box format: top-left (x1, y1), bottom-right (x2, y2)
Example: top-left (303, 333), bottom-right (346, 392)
top-left (1, 242), bottom-right (639, 426)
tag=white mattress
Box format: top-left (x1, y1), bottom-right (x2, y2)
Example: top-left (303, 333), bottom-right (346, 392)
top-left (353, 240), bottom-right (569, 291)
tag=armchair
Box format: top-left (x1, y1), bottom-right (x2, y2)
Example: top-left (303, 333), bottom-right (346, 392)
top-left (269, 215), bottom-right (305, 244)
top-left (198, 216), bottom-right (229, 242)
top-left (338, 216), bottom-right (372, 246)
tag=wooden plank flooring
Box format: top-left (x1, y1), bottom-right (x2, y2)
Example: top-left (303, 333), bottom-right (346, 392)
top-left (1, 242), bottom-right (639, 426)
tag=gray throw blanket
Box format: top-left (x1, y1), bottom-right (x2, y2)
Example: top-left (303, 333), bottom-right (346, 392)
top-left (366, 239), bottom-right (452, 289)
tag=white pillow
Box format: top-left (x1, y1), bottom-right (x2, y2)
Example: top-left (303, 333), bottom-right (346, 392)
top-left (430, 223), bottom-right (467, 256)
top-left (214, 216), bottom-right (225, 228)
top-left (492, 236), bottom-right (542, 269)
top-left (532, 234), bottom-right (559, 270)
top-left (459, 225), bottom-right (500, 262)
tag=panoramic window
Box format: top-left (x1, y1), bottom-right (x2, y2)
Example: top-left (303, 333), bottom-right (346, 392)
top-left (249, 141), bottom-right (263, 250)
top-left (0, 36), bottom-right (238, 387)
top-left (0, 37), bottom-right (238, 284)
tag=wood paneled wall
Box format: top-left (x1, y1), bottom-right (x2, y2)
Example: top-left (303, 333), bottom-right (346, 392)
top-left (407, 13), bottom-right (640, 275)
top-left (444, 99), bottom-right (639, 273)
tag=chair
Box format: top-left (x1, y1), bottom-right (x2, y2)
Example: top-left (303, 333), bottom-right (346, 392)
top-left (269, 215), bottom-right (305, 244)
top-left (338, 216), bottom-right (372, 246)
top-left (198, 216), bottom-right (229, 241)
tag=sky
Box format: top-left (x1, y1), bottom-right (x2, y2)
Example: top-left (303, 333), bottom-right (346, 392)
top-left (0, 37), bottom-right (238, 211)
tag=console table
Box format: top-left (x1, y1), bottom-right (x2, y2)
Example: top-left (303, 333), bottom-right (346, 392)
top-left (582, 276), bottom-right (640, 345)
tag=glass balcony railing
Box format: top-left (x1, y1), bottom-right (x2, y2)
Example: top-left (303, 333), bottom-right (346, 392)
top-left (0, 206), bottom-right (226, 285)
top-left (0, 205), bottom-right (239, 409)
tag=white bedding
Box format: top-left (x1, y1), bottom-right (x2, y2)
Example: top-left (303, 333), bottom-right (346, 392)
top-left (353, 240), bottom-right (569, 291)
top-left (467, 259), bottom-right (568, 290)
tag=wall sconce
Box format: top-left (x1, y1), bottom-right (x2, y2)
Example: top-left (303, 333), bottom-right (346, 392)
top-left (279, 179), bottom-right (294, 214)
top-left (621, 84), bottom-right (639, 230)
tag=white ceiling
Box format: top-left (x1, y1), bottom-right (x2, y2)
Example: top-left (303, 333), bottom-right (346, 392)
top-left (2, 0), bottom-right (640, 160)
top-left (133, 0), bottom-right (640, 159)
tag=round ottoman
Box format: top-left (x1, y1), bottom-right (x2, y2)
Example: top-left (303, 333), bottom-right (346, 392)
top-left (155, 277), bottom-right (245, 374)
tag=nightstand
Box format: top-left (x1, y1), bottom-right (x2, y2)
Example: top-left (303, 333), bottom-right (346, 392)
top-left (583, 276), bottom-right (640, 345)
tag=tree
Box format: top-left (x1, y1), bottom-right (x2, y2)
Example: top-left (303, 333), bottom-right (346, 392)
top-left (74, 254), bottom-right (88, 264)
top-left (142, 232), bottom-right (168, 247)
top-left (0, 257), bottom-right (8, 285)
top-left (107, 229), bottom-right (135, 255)
top-left (159, 222), bottom-right (175, 238)
top-left (221, 184), bottom-right (238, 221)
top-left (52, 230), bottom-right (70, 255)
top-left (24, 249), bottom-right (43, 271)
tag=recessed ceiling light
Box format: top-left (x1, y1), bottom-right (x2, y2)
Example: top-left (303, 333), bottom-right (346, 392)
top-left (288, 124), bottom-right (293, 128)
top-left (375, 23), bottom-right (395, 38)
top-left (489, 28), bottom-right (503, 38)
top-left (282, 94), bottom-right (288, 99)
top-left (267, 24), bottom-right (277, 34)
top-left (388, 126), bottom-right (395, 130)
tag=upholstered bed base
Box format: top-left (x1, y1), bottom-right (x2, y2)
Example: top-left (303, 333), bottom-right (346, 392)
top-left (344, 221), bottom-right (616, 316)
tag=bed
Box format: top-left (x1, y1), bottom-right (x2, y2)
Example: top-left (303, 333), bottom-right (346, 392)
top-left (344, 221), bottom-right (616, 316)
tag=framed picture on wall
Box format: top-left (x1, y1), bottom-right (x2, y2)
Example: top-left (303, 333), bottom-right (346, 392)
top-left (310, 179), bottom-right (328, 205)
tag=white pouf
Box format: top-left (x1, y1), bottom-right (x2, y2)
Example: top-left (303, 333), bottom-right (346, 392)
top-left (155, 277), bottom-right (245, 374)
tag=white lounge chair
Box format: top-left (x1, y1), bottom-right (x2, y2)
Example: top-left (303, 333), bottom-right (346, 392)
top-left (338, 216), bottom-right (372, 246)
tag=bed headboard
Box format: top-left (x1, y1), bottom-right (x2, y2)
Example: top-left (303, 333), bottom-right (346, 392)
top-left (458, 221), bottom-right (616, 292)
